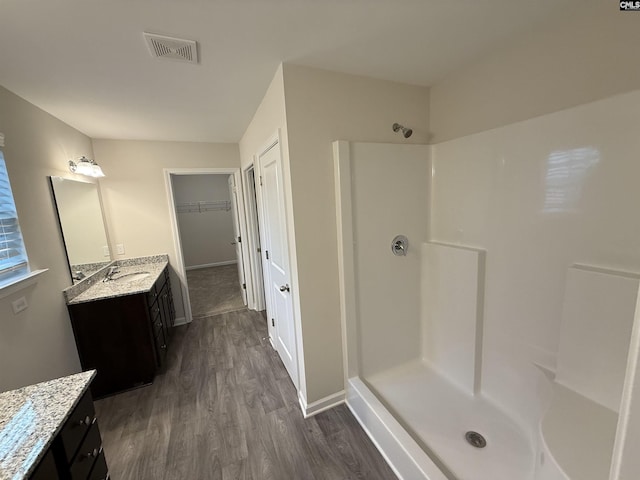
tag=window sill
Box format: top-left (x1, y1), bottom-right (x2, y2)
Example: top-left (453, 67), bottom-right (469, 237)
top-left (0, 269), bottom-right (48, 299)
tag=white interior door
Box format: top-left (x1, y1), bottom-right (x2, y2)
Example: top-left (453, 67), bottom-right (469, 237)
top-left (257, 140), bottom-right (298, 388)
top-left (228, 174), bottom-right (247, 305)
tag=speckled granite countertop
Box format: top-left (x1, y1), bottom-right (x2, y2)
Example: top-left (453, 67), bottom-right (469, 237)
top-left (0, 371), bottom-right (95, 480)
top-left (64, 254), bottom-right (169, 305)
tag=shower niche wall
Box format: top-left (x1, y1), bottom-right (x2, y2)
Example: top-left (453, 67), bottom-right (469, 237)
top-left (334, 91), bottom-right (640, 480)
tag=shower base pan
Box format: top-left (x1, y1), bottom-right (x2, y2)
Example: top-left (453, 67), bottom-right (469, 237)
top-left (347, 361), bottom-right (535, 480)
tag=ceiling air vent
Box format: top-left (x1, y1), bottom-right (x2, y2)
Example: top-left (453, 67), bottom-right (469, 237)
top-left (143, 32), bottom-right (198, 64)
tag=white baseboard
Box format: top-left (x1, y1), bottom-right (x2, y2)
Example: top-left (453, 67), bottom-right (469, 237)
top-left (172, 316), bottom-right (188, 326)
top-left (186, 260), bottom-right (237, 271)
top-left (298, 389), bottom-right (345, 418)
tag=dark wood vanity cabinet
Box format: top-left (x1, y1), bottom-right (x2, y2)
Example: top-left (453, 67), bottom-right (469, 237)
top-left (146, 270), bottom-right (176, 367)
top-left (30, 450), bottom-right (59, 480)
top-left (30, 390), bottom-right (109, 480)
top-left (68, 267), bottom-right (176, 398)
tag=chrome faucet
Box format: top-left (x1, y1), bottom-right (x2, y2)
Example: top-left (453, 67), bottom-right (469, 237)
top-left (103, 266), bottom-right (120, 282)
top-left (72, 271), bottom-right (86, 281)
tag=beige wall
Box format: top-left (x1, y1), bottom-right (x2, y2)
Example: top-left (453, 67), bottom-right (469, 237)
top-left (429, 2), bottom-right (640, 143)
top-left (0, 86), bottom-right (93, 392)
top-left (92, 139), bottom-right (240, 320)
top-left (238, 65), bottom-right (311, 397)
top-left (239, 65), bottom-right (289, 170)
top-left (282, 64), bottom-right (429, 402)
top-left (173, 174), bottom-right (236, 268)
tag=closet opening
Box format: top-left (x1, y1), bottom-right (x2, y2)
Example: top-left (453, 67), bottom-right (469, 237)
top-left (164, 168), bottom-right (251, 324)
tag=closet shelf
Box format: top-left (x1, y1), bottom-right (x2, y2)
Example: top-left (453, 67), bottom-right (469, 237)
top-left (176, 200), bottom-right (231, 213)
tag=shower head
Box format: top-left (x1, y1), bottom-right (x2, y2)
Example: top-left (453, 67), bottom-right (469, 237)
top-left (392, 123), bottom-right (413, 138)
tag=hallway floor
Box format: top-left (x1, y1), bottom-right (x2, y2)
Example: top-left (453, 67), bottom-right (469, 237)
top-left (94, 309), bottom-right (397, 480)
top-left (187, 264), bottom-right (245, 318)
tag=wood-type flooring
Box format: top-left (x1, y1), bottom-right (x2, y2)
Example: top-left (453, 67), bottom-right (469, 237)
top-left (95, 309), bottom-right (398, 480)
top-left (186, 265), bottom-right (245, 318)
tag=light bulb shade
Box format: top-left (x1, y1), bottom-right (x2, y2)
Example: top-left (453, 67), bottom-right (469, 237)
top-left (69, 157), bottom-right (105, 178)
top-left (90, 164), bottom-right (105, 178)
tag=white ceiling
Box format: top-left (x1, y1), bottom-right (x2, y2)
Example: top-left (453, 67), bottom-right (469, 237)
top-left (0, 0), bottom-right (583, 143)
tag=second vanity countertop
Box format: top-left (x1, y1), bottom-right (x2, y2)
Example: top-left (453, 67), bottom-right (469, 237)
top-left (64, 254), bottom-right (169, 305)
top-left (0, 371), bottom-right (96, 480)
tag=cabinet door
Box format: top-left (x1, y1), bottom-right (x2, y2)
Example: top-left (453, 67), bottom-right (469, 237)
top-left (30, 449), bottom-right (59, 480)
top-left (69, 295), bottom-right (157, 398)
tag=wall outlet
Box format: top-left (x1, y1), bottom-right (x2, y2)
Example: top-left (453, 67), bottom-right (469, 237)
top-left (116, 244), bottom-right (125, 255)
top-left (12, 296), bottom-right (28, 314)
top-left (103, 245), bottom-right (110, 257)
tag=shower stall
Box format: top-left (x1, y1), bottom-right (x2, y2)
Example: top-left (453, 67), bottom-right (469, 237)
top-left (333, 91), bottom-right (640, 480)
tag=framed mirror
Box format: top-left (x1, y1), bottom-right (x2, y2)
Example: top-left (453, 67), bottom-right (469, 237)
top-left (49, 176), bottom-right (111, 283)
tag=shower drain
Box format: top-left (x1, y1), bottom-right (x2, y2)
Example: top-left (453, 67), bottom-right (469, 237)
top-left (465, 431), bottom-right (487, 448)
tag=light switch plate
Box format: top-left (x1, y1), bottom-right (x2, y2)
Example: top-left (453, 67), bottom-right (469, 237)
top-left (116, 244), bottom-right (125, 255)
top-left (12, 296), bottom-right (28, 314)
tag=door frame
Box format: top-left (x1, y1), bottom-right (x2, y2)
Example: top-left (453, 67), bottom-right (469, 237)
top-left (242, 162), bottom-right (266, 312)
top-left (228, 174), bottom-right (248, 306)
top-left (164, 167), bottom-right (250, 324)
top-left (254, 137), bottom-right (278, 345)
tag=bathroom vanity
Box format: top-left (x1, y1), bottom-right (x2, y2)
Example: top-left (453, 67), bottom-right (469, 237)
top-left (64, 255), bottom-right (175, 398)
top-left (0, 371), bottom-right (109, 480)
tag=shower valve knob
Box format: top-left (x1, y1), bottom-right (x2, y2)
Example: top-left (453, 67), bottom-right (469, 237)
top-left (391, 235), bottom-right (408, 256)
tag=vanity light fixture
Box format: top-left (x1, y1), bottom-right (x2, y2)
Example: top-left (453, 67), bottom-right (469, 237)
top-left (68, 156), bottom-right (105, 178)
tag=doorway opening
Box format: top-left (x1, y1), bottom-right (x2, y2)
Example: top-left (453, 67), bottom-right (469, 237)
top-left (164, 168), bottom-right (251, 324)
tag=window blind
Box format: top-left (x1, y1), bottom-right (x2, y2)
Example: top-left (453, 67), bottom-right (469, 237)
top-left (0, 135), bottom-right (29, 278)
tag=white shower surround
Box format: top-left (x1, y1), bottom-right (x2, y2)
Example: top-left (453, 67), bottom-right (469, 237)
top-left (334, 90), bottom-right (640, 480)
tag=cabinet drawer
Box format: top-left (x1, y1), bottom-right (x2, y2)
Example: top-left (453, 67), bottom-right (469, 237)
top-left (154, 328), bottom-right (168, 366)
top-left (88, 449), bottom-right (109, 480)
top-left (147, 273), bottom-right (168, 305)
top-left (146, 284), bottom-right (159, 305)
top-left (60, 390), bottom-right (96, 463)
top-left (149, 301), bottom-right (161, 320)
top-left (69, 420), bottom-right (102, 480)
top-left (152, 311), bottom-right (163, 338)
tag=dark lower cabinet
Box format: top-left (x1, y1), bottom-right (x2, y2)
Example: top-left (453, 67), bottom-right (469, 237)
top-left (68, 266), bottom-right (175, 398)
top-left (30, 390), bottom-right (109, 480)
top-left (30, 450), bottom-right (59, 480)
top-left (88, 451), bottom-right (108, 480)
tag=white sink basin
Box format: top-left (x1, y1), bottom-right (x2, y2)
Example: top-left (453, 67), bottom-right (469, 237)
top-left (112, 271), bottom-right (151, 283)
